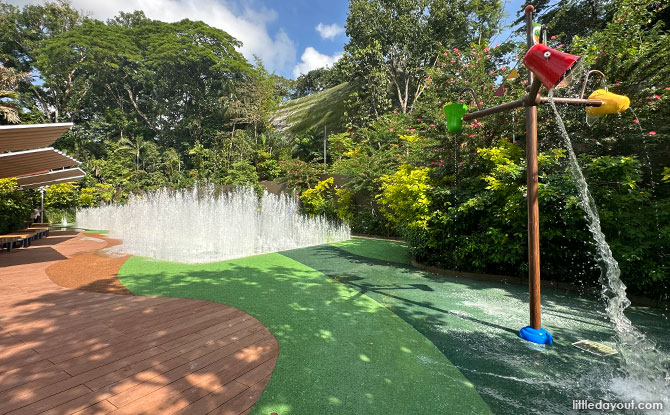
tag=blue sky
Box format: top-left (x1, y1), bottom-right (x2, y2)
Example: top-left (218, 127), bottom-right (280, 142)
top-left (9, 0), bottom-right (527, 79)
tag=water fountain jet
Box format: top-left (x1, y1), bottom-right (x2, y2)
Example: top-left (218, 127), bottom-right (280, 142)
top-left (76, 186), bottom-right (350, 263)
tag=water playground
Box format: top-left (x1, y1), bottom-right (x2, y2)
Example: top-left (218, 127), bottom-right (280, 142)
top-left (1, 4), bottom-right (668, 415)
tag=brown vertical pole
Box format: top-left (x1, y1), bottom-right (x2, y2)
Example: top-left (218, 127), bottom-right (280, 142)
top-left (525, 5), bottom-right (542, 330)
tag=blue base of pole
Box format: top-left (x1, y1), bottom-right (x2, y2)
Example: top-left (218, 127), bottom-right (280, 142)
top-left (519, 326), bottom-right (553, 344)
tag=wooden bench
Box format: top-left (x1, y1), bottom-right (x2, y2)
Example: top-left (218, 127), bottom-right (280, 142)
top-left (0, 224), bottom-right (53, 252)
top-left (26, 226), bottom-right (49, 238)
top-left (3, 230), bottom-right (38, 249)
top-left (0, 236), bottom-right (22, 253)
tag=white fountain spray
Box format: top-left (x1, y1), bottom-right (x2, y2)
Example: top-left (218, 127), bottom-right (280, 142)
top-left (548, 92), bottom-right (670, 406)
top-left (76, 186), bottom-right (350, 263)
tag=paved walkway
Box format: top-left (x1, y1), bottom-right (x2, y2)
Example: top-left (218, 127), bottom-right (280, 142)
top-left (0, 232), bottom-right (278, 415)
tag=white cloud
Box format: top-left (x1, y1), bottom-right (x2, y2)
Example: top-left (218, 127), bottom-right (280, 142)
top-left (315, 22), bottom-right (344, 40)
top-left (7, 0), bottom-right (296, 74)
top-left (293, 47), bottom-right (342, 78)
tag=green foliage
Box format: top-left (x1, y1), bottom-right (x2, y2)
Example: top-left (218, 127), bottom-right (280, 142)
top-left (78, 183), bottom-right (113, 207)
top-left (334, 187), bottom-right (356, 223)
top-left (225, 161), bottom-right (258, 187)
top-left (408, 142), bottom-right (591, 277)
top-left (581, 155), bottom-right (669, 291)
top-left (327, 132), bottom-right (354, 161)
top-left (0, 178), bottom-right (31, 234)
top-left (44, 182), bottom-right (79, 210)
top-left (255, 151), bottom-right (281, 180)
top-left (515, 0), bottom-right (614, 46)
top-left (378, 165), bottom-right (432, 230)
top-left (300, 178), bottom-right (337, 219)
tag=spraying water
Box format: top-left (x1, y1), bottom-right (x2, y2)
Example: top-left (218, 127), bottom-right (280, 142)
top-left (548, 92), bottom-right (670, 405)
top-left (76, 186), bottom-right (350, 263)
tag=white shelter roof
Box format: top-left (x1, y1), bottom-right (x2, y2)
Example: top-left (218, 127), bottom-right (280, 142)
top-left (0, 123), bottom-right (73, 153)
top-left (0, 147), bottom-right (81, 179)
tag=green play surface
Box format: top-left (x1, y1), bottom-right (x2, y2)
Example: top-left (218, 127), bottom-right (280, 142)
top-left (118, 237), bottom-right (670, 414)
top-left (118, 245), bottom-right (490, 414)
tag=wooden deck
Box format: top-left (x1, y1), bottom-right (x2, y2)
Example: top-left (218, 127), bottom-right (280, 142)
top-left (0, 232), bottom-right (278, 415)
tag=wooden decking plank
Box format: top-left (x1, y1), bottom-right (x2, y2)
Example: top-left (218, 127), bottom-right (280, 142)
top-left (90, 297), bottom-right (183, 321)
top-left (84, 320), bottom-right (263, 392)
top-left (0, 370), bottom-right (71, 401)
top-left (0, 360), bottom-right (62, 392)
top-left (88, 356), bottom-right (189, 395)
top-left (107, 299), bottom-right (220, 326)
top-left (175, 381), bottom-right (249, 415)
top-left (205, 375), bottom-right (273, 415)
top-left (99, 299), bottom-right (210, 328)
top-left (60, 345), bottom-right (166, 376)
top-left (126, 310), bottom-right (244, 347)
top-left (171, 341), bottom-right (277, 414)
top-left (37, 330), bottom-right (136, 361)
top-left (49, 337), bottom-right (149, 364)
top-left (160, 320), bottom-right (264, 356)
top-left (1, 384), bottom-right (91, 415)
top-left (41, 395), bottom-right (117, 415)
top-left (105, 332), bottom-right (272, 409)
top-left (4, 319), bottom-right (114, 344)
top-left (85, 321), bottom-right (264, 392)
top-left (33, 327), bottom-right (127, 353)
top-left (106, 338), bottom-right (276, 415)
top-left (0, 347), bottom-right (166, 408)
top-left (123, 302), bottom-right (228, 332)
top-left (234, 358), bottom-right (277, 387)
top-left (157, 314), bottom-right (258, 351)
top-left (70, 399), bottom-right (117, 415)
top-left (0, 359), bottom-right (57, 384)
top-left (168, 323), bottom-right (269, 362)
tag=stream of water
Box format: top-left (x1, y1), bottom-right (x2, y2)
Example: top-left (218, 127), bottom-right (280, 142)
top-left (548, 93), bottom-right (670, 407)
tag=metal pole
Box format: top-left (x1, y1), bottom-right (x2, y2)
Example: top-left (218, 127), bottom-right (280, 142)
top-left (323, 125), bottom-right (327, 172)
top-left (525, 5), bottom-right (542, 330)
top-left (40, 187), bottom-right (44, 224)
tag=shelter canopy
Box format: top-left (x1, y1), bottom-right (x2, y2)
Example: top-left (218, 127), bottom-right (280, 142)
top-left (0, 147), bottom-right (81, 179)
top-left (0, 123), bottom-right (73, 153)
top-left (16, 167), bottom-right (86, 189)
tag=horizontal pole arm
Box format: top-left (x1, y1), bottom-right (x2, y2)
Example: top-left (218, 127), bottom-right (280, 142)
top-left (539, 97), bottom-right (603, 106)
top-left (463, 99), bottom-right (524, 121)
top-left (462, 97), bottom-right (603, 121)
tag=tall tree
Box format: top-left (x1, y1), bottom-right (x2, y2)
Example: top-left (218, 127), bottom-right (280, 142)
top-left (345, 0), bottom-right (502, 115)
top-left (0, 64), bottom-right (28, 124)
top-left (513, 0), bottom-right (615, 46)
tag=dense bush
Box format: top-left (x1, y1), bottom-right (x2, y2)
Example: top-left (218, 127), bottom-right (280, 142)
top-left (300, 178), bottom-right (338, 219)
top-left (404, 140), bottom-right (668, 298)
top-left (378, 164), bottom-right (432, 230)
top-left (0, 178), bottom-right (32, 234)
